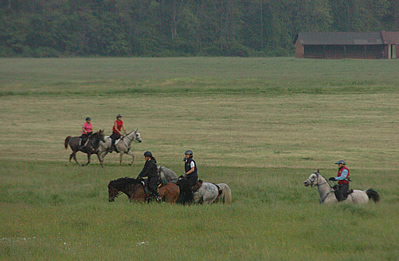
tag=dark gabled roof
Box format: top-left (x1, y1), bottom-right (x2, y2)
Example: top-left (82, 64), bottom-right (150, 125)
top-left (381, 31), bottom-right (399, 44)
top-left (295, 32), bottom-right (383, 45)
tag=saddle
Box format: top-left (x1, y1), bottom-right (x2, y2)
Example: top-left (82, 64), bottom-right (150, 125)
top-left (140, 179), bottom-right (160, 196)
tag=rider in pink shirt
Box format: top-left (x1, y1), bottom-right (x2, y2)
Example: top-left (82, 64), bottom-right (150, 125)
top-left (80, 117), bottom-right (93, 150)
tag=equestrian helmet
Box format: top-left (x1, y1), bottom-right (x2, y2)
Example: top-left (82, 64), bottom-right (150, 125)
top-left (185, 150), bottom-right (193, 156)
top-left (144, 151), bottom-right (152, 157)
top-left (86, 117), bottom-right (91, 121)
top-left (116, 114), bottom-right (122, 119)
top-left (335, 160), bottom-right (346, 165)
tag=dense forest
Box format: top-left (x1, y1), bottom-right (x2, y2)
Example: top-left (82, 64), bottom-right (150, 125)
top-left (1, 0), bottom-right (398, 57)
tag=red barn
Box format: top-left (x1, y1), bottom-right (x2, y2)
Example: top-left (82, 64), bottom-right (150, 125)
top-left (294, 32), bottom-right (399, 59)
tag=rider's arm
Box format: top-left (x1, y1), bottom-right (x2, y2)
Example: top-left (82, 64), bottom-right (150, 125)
top-left (121, 125), bottom-right (127, 135)
top-left (82, 126), bottom-right (87, 134)
top-left (186, 161), bottom-right (195, 175)
top-left (335, 169), bottom-right (349, 180)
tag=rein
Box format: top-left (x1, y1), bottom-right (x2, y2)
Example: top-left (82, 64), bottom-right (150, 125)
top-left (309, 172), bottom-right (334, 204)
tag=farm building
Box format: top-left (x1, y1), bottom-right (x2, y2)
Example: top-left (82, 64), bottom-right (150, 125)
top-left (294, 31), bottom-right (399, 59)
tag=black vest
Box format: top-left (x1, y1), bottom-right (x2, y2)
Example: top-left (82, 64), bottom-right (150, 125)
top-left (185, 158), bottom-right (198, 178)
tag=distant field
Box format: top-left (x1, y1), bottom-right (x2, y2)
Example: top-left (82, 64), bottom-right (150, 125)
top-left (0, 58), bottom-right (398, 260)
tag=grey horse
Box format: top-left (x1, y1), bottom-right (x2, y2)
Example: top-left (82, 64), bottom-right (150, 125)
top-left (158, 166), bottom-right (179, 184)
top-left (99, 129), bottom-right (142, 166)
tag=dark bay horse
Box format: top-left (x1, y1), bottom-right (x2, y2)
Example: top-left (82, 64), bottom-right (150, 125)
top-left (64, 130), bottom-right (105, 167)
top-left (108, 177), bottom-right (180, 203)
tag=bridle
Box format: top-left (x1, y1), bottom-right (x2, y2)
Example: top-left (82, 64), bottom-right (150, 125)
top-left (307, 172), bottom-right (334, 203)
top-left (307, 172), bottom-right (328, 188)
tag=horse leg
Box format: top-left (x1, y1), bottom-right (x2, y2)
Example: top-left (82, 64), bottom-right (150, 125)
top-left (119, 151), bottom-right (124, 166)
top-left (83, 153), bottom-right (91, 166)
top-left (126, 150), bottom-right (135, 166)
top-left (96, 153), bottom-right (104, 168)
top-left (66, 153), bottom-right (73, 166)
top-left (72, 152), bottom-right (81, 166)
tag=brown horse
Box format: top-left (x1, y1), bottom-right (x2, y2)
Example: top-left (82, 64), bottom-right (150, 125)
top-left (64, 130), bottom-right (105, 167)
top-left (108, 177), bottom-right (180, 203)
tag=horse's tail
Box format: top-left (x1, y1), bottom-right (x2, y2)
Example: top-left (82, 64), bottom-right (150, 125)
top-left (365, 188), bottom-right (380, 203)
top-left (218, 184), bottom-right (232, 204)
top-left (64, 136), bottom-right (72, 149)
top-left (223, 186), bottom-right (232, 204)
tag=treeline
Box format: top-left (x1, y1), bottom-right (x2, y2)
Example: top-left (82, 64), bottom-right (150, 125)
top-left (1, 0), bottom-right (398, 57)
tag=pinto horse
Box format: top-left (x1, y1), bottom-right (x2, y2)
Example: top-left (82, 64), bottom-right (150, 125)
top-left (108, 177), bottom-right (180, 203)
top-left (64, 130), bottom-right (105, 167)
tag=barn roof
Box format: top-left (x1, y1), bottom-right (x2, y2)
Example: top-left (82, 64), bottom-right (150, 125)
top-left (295, 32), bottom-right (383, 45)
top-left (381, 31), bottom-right (399, 44)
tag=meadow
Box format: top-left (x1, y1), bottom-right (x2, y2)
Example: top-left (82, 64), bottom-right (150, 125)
top-left (0, 57), bottom-right (398, 260)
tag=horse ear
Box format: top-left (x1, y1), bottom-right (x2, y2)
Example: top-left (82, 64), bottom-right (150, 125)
top-left (316, 169), bottom-right (320, 173)
top-left (135, 129), bottom-right (138, 132)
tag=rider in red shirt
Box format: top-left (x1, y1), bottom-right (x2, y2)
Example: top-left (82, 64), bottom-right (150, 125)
top-left (110, 114), bottom-right (126, 152)
top-left (329, 160), bottom-right (351, 201)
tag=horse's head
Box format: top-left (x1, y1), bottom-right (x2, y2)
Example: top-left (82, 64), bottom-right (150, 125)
top-left (108, 182), bottom-right (119, 202)
top-left (134, 129), bottom-right (142, 143)
top-left (98, 129), bottom-right (105, 143)
top-left (108, 177), bottom-right (141, 202)
top-left (304, 170), bottom-right (320, 187)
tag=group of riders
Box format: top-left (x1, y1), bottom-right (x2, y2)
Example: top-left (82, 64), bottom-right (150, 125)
top-left (79, 114), bottom-right (125, 152)
top-left (78, 114), bottom-right (199, 202)
top-left (79, 114), bottom-right (352, 203)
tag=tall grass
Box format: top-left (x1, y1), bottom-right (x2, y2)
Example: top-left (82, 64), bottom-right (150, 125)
top-left (0, 58), bottom-right (398, 260)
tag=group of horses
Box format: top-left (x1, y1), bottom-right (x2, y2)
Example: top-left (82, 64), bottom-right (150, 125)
top-left (65, 130), bottom-right (231, 205)
top-left (108, 166), bottom-right (232, 205)
top-left (64, 130), bottom-right (380, 205)
top-left (64, 129), bottom-right (142, 167)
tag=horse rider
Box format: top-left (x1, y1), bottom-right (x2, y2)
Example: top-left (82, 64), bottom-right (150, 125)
top-left (137, 151), bottom-right (161, 202)
top-left (110, 114), bottom-right (126, 152)
top-left (329, 160), bottom-right (351, 202)
top-left (79, 117), bottom-right (93, 151)
top-left (183, 150), bottom-right (199, 189)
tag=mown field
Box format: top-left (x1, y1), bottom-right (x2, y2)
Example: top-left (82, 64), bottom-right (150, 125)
top-left (0, 58), bottom-right (398, 260)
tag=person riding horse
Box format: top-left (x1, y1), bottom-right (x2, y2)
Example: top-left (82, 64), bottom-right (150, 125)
top-left (183, 150), bottom-right (199, 189)
top-left (329, 160), bottom-right (351, 202)
top-left (110, 114), bottom-right (126, 152)
top-left (137, 151), bottom-right (161, 202)
top-left (79, 117), bottom-right (93, 151)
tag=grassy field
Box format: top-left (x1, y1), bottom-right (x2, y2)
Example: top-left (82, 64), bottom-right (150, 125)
top-left (0, 57), bottom-right (398, 260)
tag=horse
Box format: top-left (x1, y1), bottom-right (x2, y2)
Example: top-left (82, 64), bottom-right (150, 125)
top-left (158, 166), bottom-right (179, 184)
top-left (99, 129), bottom-right (142, 166)
top-left (108, 177), bottom-right (180, 203)
top-left (303, 170), bottom-right (380, 204)
top-left (64, 130), bottom-right (105, 167)
top-left (214, 183), bottom-right (232, 204)
top-left (176, 178), bottom-right (221, 205)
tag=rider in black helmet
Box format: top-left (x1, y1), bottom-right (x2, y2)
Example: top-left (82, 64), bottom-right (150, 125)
top-left (137, 151), bottom-right (161, 202)
top-left (184, 150), bottom-right (198, 187)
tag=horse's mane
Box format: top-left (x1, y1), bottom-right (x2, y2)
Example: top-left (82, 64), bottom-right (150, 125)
top-left (109, 177), bottom-right (141, 190)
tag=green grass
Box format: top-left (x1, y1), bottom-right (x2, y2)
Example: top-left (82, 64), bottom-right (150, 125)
top-left (0, 57), bottom-right (398, 260)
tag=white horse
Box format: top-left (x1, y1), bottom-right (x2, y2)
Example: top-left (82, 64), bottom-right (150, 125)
top-left (193, 182), bottom-right (220, 204)
top-left (99, 129), bottom-right (142, 166)
top-left (303, 170), bottom-right (380, 204)
top-left (158, 166), bottom-right (179, 184)
top-left (214, 183), bottom-right (232, 204)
